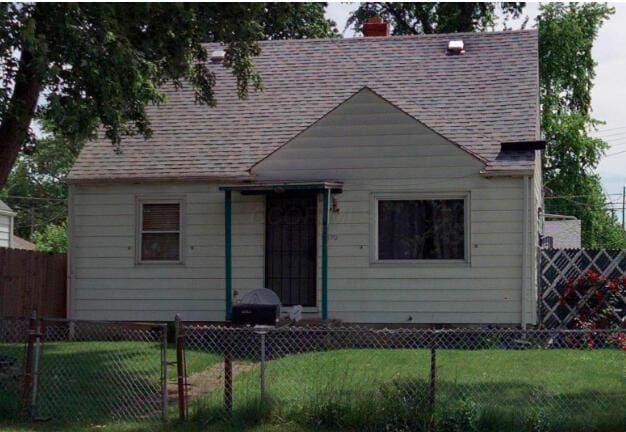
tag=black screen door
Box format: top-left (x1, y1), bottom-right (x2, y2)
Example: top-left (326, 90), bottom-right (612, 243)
top-left (265, 192), bottom-right (317, 306)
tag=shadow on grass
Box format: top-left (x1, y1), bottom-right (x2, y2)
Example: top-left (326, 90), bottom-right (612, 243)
top-left (1, 341), bottom-right (163, 424)
top-left (0, 343), bottom-right (27, 419)
top-left (3, 376), bottom-right (624, 432)
top-left (187, 378), bottom-right (626, 432)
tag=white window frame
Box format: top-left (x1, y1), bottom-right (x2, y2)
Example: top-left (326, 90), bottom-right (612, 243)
top-left (370, 192), bottom-right (471, 266)
top-left (135, 196), bottom-right (185, 265)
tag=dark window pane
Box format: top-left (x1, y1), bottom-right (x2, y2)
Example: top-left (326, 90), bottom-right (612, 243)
top-left (141, 233), bottom-right (180, 261)
top-left (143, 204), bottom-right (180, 231)
top-left (378, 199), bottom-right (464, 260)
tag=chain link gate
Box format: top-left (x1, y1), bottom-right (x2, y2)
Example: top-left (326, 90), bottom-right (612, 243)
top-left (1, 314), bottom-right (169, 423)
top-left (35, 318), bottom-right (168, 422)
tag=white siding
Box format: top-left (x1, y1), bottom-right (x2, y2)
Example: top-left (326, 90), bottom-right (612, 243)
top-left (70, 88), bottom-right (540, 324)
top-left (253, 88), bottom-right (530, 324)
top-left (0, 213), bottom-right (12, 248)
top-left (69, 183), bottom-right (265, 321)
top-left (544, 220), bottom-right (581, 249)
top-left (527, 154), bottom-right (543, 324)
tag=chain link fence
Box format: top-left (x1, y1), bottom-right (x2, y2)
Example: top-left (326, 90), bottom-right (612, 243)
top-left (0, 315), bottom-right (168, 424)
top-left (3, 317), bottom-right (625, 431)
top-left (0, 317), bottom-right (29, 418)
top-left (178, 324), bottom-right (626, 432)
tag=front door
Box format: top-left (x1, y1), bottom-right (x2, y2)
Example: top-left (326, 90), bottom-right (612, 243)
top-left (265, 192), bottom-right (317, 306)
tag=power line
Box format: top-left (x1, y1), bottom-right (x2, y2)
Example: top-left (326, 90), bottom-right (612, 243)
top-left (605, 149), bottom-right (626, 158)
top-left (0, 194), bottom-right (67, 202)
top-left (604, 138), bottom-right (626, 146)
top-left (593, 125), bottom-right (626, 133)
top-left (593, 130), bottom-right (626, 139)
top-left (545, 193), bottom-right (621, 199)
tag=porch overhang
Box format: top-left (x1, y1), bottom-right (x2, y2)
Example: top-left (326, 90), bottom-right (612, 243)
top-left (219, 181), bottom-right (343, 194)
top-left (220, 181), bottom-right (340, 321)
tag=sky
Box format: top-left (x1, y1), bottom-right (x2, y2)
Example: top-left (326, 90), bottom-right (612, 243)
top-left (325, 2), bottom-right (626, 220)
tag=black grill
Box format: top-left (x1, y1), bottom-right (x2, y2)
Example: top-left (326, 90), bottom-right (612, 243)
top-left (231, 304), bottom-right (279, 326)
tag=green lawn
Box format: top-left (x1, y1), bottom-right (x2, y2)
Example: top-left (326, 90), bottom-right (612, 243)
top-left (191, 348), bottom-right (625, 432)
top-left (1, 343), bottom-right (624, 432)
top-left (0, 341), bottom-right (220, 423)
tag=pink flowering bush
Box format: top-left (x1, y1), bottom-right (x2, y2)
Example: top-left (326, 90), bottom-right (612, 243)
top-left (559, 270), bottom-right (625, 349)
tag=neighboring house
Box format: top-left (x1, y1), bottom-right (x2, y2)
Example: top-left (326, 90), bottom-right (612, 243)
top-left (13, 236), bottom-right (36, 251)
top-left (67, 26), bottom-right (543, 325)
top-left (0, 200), bottom-right (16, 248)
top-left (543, 215), bottom-right (581, 249)
top-left (0, 200), bottom-right (37, 250)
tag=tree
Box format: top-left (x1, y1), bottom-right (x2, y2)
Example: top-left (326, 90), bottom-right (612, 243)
top-left (262, 3), bottom-right (338, 39)
top-left (538, 3), bottom-right (625, 247)
top-left (0, 3), bottom-right (336, 187)
top-left (1, 126), bottom-right (79, 238)
top-left (347, 2), bottom-right (525, 35)
top-left (1, 3), bottom-right (337, 237)
top-left (32, 222), bottom-right (67, 253)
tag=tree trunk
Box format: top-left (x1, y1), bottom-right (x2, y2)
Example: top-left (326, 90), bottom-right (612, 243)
top-left (0, 48), bottom-right (42, 186)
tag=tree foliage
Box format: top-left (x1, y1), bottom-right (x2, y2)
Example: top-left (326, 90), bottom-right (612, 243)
top-left (32, 222), bottom-right (67, 253)
top-left (0, 2), bottom-right (337, 237)
top-left (1, 125), bottom-right (79, 238)
top-left (262, 3), bottom-right (338, 39)
top-left (0, 3), bottom-right (337, 186)
top-left (538, 3), bottom-right (625, 247)
top-left (347, 2), bottom-right (525, 35)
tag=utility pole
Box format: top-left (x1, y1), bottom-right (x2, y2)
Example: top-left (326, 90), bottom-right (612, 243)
top-left (622, 186), bottom-right (625, 230)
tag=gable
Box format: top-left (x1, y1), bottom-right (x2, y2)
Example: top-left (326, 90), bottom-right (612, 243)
top-left (252, 88), bottom-right (484, 179)
top-left (68, 30), bottom-right (538, 183)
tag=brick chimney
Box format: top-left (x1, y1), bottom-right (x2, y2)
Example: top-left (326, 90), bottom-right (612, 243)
top-left (362, 16), bottom-right (390, 37)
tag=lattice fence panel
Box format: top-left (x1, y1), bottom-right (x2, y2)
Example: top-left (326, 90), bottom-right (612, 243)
top-left (540, 248), bottom-right (626, 328)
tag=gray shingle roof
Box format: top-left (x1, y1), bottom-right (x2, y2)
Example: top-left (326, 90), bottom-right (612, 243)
top-left (69, 30), bottom-right (539, 182)
top-left (0, 199), bottom-right (14, 213)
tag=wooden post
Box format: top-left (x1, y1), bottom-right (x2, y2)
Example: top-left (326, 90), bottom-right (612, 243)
top-left (259, 330), bottom-right (267, 403)
top-left (175, 315), bottom-right (186, 421)
top-left (22, 310), bottom-right (37, 409)
top-left (30, 317), bottom-right (41, 419)
top-left (429, 330), bottom-right (437, 431)
top-left (224, 353), bottom-right (233, 413)
top-left (160, 323), bottom-right (168, 422)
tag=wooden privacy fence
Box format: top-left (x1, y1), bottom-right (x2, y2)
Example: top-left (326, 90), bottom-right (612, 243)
top-left (0, 247), bottom-right (67, 318)
top-left (540, 248), bottom-right (626, 328)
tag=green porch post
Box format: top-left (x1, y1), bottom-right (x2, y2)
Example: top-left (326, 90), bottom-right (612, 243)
top-left (321, 188), bottom-right (330, 320)
top-left (224, 190), bottom-right (232, 321)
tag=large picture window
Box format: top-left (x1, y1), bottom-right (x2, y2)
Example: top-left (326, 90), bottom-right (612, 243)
top-left (138, 201), bottom-right (182, 262)
top-left (376, 197), bottom-right (466, 261)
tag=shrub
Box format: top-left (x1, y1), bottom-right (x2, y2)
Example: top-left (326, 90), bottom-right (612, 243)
top-left (32, 222), bottom-right (67, 253)
top-left (559, 270), bottom-right (626, 330)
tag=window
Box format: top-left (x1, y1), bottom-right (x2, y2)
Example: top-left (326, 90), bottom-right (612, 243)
top-left (138, 201), bottom-right (182, 262)
top-left (375, 196), bottom-right (466, 261)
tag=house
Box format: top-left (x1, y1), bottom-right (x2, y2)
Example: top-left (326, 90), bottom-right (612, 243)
top-left (67, 25), bottom-right (543, 325)
top-left (0, 200), bottom-right (16, 248)
top-left (0, 200), bottom-right (37, 250)
top-left (543, 215), bottom-right (581, 249)
top-left (12, 236), bottom-right (36, 251)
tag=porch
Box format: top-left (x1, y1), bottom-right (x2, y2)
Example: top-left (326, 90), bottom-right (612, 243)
top-left (219, 181), bottom-right (343, 320)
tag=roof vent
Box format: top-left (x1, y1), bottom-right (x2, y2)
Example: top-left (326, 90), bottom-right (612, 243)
top-left (210, 49), bottom-right (225, 64)
top-left (362, 16), bottom-right (390, 37)
top-left (447, 40), bottom-right (465, 55)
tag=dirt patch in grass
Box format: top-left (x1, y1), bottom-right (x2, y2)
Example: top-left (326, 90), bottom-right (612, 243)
top-left (168, 361), bottom-right (257, 402)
